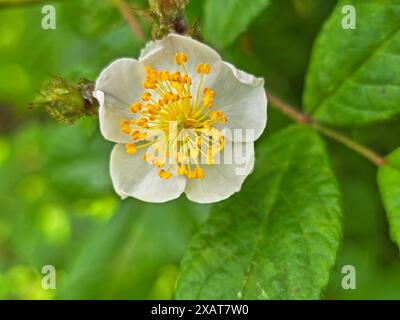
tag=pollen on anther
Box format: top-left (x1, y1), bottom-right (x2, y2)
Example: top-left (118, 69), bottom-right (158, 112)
top-left (197, 64), bottom-right (211, 74)
top-left (142, 92), bottom-right (152, 102)
top-left (210, 111), bottom-right (227, 124)
top-left (121, 120), bottom-right (131, 134)
top-left (130, 103), bottom-right (142, 113)
top-left (175, 52), bottom-right (188, 65)
top-left (158, 169), bottom-right (173, 180)
top-left (126, 143), bottom-right (137, 154)
top-left (178, 165), bottom-right (187, 176)
top-left (122, 52), bottom-right (227, 181)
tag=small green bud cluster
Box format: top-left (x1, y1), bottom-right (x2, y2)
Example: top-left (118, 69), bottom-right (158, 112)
top-left (31, 76), bottom-right (97, 125)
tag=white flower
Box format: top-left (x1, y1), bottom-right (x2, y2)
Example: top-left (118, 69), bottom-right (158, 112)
top-left (94, 34), bottom-right (267, 204)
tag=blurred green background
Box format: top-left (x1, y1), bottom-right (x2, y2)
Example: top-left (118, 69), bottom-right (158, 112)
top-left (0, 0), bottom-right (400, 299)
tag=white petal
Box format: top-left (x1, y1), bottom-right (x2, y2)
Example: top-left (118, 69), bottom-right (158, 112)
top-left (110, 144), bottom-right (186, 203)
top-left (213, 62), bottom-right (267, 142)
top-left (95, 58), bottom-right (146, 105)
top-left (94, 58), bottom-right (146, 143)
top-left (93, 90), bottom-right (131, 143)
top-left (139, 34), bottom-right (223, 94)
top-left (184, 141), bottom-right (255, 203)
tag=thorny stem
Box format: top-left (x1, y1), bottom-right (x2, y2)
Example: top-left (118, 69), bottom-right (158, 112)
top-left (114, 0), bottom-right (146, 41)
top-left (267, 93), bottom-right (387, 167)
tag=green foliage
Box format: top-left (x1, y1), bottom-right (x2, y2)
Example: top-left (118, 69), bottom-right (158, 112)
top-left (214, 0), bottom-right (336, 108)
top-left (0, 117), bottom-right (209, 299)
top-left (57, 199), bottom-right (208, 299)
top-left (304, 0), bottom-right (400, 125)
top-left (325, 141), bottom-right (400, 299)
top-left (0, 0), bottom-right (147, 106)
top-left (176, 126), bottom-right (342, 299)
top-left (2, 0), bottom-right (400, 301)
top-left (203, 0), bottom-right (270, 49)
top-left (0, 0), bottom-right (43, 7)
top-left (378, 148), bottom-right (400, 249)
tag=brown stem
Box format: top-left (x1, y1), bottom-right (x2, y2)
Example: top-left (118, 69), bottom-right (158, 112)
top-left (268, 93), bottom-right (387, 167)
top-left (114, 0), bottom-right (146, 42)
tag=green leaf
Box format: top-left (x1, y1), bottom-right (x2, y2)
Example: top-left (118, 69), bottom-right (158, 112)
top-left (176, 125), bottom-right (342, 300)
top-left (378, 148), bottom-right (400, 249)
top-left (203, 0), bottom-right (270, 49)
top-left (304, 0), bottom-right (400, 125)
top-left (57, 198), bottom-right (209, 299)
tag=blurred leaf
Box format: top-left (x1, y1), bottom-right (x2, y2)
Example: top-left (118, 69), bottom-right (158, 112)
top-left (203, 0), bottom-right (270, 49)
top-left (323, 142), bottom-right (400, 299)
top-left (40, 118), bottom-right (113, 197)
top-left (0, 0), bottom-right (47, 6)
top-left (2, 0), bottom-right (400, 301)
top-left (176, 125), bottom-right (342, 299)
top-left (4, 265), bottom-right (52, 300)
top-left (37, 204), bottom-right (71, 244)
top-left (219, 0), bottom-right (336, 108)
top-left (304, 0), bottom-right (400, 125)
top-left (62, 0), bottom-right (122, 37)
top-left (0, 136), bottom-right (11, 165)
top-left (378, 147), bottom-right (400, 249)
top-left (0, 0), bottom-right (145, 106)
top-left (57, 198), bottom-right (209, 299)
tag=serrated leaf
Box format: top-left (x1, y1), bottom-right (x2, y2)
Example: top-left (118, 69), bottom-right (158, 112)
top-left (304, 0), bottom-right (400, 125)
top-left (176, 125), bottom-right (342, 300)
top-left (203, 0), bottom-right (270, 49)
top-left (378, 148), bottom-right (400, 249)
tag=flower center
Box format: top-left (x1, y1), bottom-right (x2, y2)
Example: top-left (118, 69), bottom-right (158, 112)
top-left (120, 52), bottom-right (227, 180)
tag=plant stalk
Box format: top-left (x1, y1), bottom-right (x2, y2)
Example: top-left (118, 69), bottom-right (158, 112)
top-left (114, 0), bottom-right (146, 41)
top-left (267, 93), bottom-right (387, 167)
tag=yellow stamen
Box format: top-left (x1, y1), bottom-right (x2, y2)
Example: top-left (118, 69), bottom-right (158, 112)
top-left (175, 53), bottom-right (188, 65)
top-left (144, 81), bottom-right (156, 89)
top-left (126, 143), bottom-right (137, 154)
top-left (197, 64), bottom-right (211, 75)
top-left (121, 120), bottom-right (131, 134)
top-left (131, 130), bottom-right (147, 141)
top-left (158, 169), bottom-right (173, 180)
top-left (154, 159), bottom-right (165, 168)
top-left (195, 167), bottom-right (205, 179)
top-left (122, 52), bottom-right (227, 181)
top-left (178, 165), bottom-right (187, 176)
top-left (142, 92), bottom-right (152, 102)
top-left (210, 111), bottom-right (227, 124)
top-left (130, 102), bottom-right (142, 114)
top-left (137, 117), bottom-right (149, 128)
